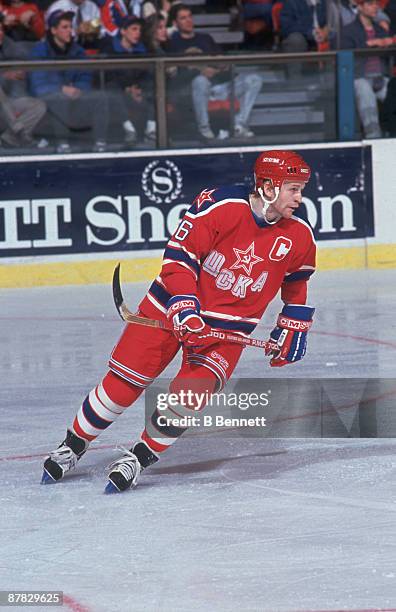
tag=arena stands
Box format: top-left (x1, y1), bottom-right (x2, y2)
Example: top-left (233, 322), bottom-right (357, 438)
top-left (0, 0), bottom-right (394, 152)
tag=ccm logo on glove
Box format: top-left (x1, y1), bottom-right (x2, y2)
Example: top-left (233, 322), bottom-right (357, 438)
top-left (267, 304), bottom-right (315, 367)
top-left (277, 316), bottom-right (312, 332)
top-left (166, 294), bottom-right (211, 348)
top-left (167, 299), bottom-right (197, 317)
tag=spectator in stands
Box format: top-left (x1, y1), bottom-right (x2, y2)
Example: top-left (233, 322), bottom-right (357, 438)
top-left (142, 0), bottom-right (183, 37)
top-left (0, 0), bottom-right (45, 42)
top-left (143, 13), bottom-right (169, 52)
top-left (241, 0), bottom-right (274, 31)
top-left (280, 0), bottom-right (329, 52)
top-left (29, 10), bottom-right (109, 152)
top-left (100, 15), bottom-right (156, 144)
top-left (46, 0), bottom-right (102, 49)
top-left (328, 0), bottom-right (390, 47)
top-left (166, 0), bottom-right (184, 30)
top-left (329, 0), bottom-right (390, 28)
top-left (0, 15), bottom-right (46, 146)
top-left (340, 0), bottom-right (394, 137)
top-left (167, 4), bottom-right (263, 140)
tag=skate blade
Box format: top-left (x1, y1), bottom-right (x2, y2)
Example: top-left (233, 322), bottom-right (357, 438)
top-left (104, 480), bottom-right (121, 494)
top-left (41, 469), bottom-right (57, 485)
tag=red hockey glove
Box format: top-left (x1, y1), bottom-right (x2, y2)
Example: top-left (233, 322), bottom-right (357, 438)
top-left (166, 295), bottom-right (211, 348)
top-left (265, 304), bottom-right (315, 367)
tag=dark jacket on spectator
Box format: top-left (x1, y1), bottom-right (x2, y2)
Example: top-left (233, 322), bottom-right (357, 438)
top-left (167, 30), bottom-right (221, 54)
top-left (29, 35), bottom-right (91, 96)
top-left (100, 33), bottom-right (150, 90)
top-left (340, 16), bottom-right (391, 77)
top-left (280, 0), bottom-right (327, 41)
top-left (166, 30), bottom-right (229, 86)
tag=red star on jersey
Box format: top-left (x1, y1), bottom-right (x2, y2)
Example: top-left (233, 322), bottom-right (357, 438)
top-left (194, 188), bottom-right (216, 210)
top-left (230, 241), bottom-right (264, 276)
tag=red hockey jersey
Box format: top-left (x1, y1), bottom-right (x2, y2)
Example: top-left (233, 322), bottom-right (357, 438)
top-left (139, 184), bottom-right (316, 336)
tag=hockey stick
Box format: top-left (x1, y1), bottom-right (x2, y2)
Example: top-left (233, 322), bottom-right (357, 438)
top-left (112, 264), bottom-right (279, 351)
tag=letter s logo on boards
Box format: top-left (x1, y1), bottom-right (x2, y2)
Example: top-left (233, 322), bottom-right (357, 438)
top-left (141, 160), bottom-right (183, 204)
top-left (269, 236), bottom-right (292, 261)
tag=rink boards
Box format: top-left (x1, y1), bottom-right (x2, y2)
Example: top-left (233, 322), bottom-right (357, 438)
top-left (1, 139), bottom-right (395, 288)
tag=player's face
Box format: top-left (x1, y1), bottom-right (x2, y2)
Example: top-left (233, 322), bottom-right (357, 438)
top-left (270, 180), bottom-right (306, 219)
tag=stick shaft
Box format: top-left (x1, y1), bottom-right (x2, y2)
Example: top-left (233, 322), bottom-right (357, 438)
top-left (112, 264), bottom-right (277, 351)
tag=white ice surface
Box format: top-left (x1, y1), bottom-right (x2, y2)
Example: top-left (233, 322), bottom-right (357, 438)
top-left (0, 269), bottom-right (396, 612)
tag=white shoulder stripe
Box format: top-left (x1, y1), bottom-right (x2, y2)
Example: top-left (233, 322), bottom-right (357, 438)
top-left (167, 240), bottom-right (199, 261)
top-left (146, 292), bottom-right (167, 314)
top-left (291, 215), bottom-right (316, 244)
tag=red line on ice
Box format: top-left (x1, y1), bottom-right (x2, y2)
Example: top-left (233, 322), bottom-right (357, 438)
top-left (273, 387), bottom-right (396, 424)
top-left (63, 594), bottom-right (92, 612)
top-left (0, 442), bottom-right (120, 462)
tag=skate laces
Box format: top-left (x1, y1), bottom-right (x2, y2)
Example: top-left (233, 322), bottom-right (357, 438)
top-left (108, 447), bottom-right (141, 486)
top-left (48, 444), bottom-right (78, 470)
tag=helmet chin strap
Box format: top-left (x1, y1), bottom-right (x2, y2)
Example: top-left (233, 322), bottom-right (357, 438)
top-left (258, 185), bottom-right (280, 224)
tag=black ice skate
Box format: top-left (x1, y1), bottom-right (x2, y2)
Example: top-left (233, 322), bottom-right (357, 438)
top-left (105, 441), bottom-right (158, 494)
top-left (41, 429), bottom-right (89, 484)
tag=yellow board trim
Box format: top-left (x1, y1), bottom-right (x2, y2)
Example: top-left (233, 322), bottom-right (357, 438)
top-left (0, 257), bottom-right (162, 289)
top-left (1, 244), bottom-right (396, 288)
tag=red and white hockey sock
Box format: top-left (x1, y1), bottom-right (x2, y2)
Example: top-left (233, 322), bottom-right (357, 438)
top-left (72, 371), bottom-right (143, 442)
top-left (140, 427), bottom-right (179, 455)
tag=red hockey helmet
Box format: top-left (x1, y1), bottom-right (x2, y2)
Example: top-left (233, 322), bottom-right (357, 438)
top-left (254, 150), bottom-right (311, 190)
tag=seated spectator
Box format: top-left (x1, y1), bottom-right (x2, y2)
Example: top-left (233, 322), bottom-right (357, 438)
top-left (0, 0), bottom-right (45, 42)
top-left (143, 12), bottom-right (169, 52)
top-left (341, 0), bottom-right (394, 137)
top-left (241, 0), bottom-right (274, 31)
top-left (96, 0), bottom-right (128, 37)
top-left (0, 15), bottom-right (46, 146)
top-left (328, 0), bottom-right (390, 46)
top-left (329, 0), bottom-right (390, 28)
top-left (29, 10), bottom-right (109, 152)
top-left (280, 0), bottom-right (329, 52)
top-left (167, 4), bottom-right (263, 140)
top-left (46, 0), bottom-right (101, 49)
top-left (100, 15), bottom-right (156, 144)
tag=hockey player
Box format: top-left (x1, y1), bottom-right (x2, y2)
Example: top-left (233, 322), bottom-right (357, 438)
top-left (41, 150), bottom-right (316, 493)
